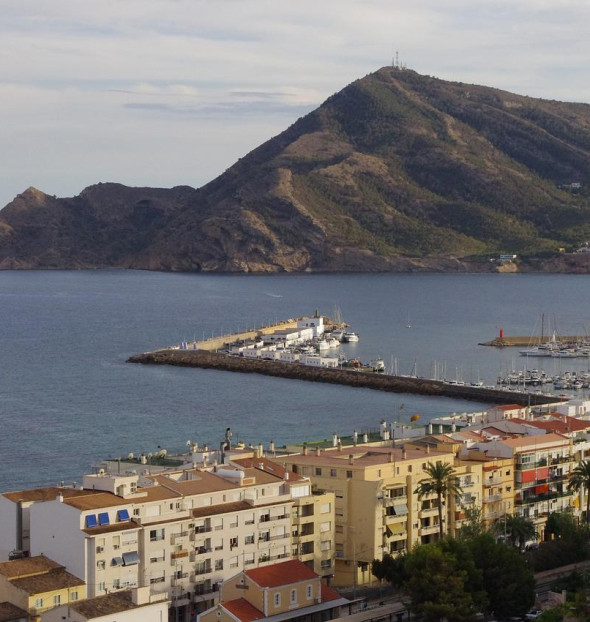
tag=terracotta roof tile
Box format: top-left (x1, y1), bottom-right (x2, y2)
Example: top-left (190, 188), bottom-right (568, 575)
top-left (223, 598), bottom-right (264, 622)
top-left (245, 560), bottom-right (318, 588)
top-left (0, 555), bottom-right (62, 580)
top-left (10, 568), bottom-right (84, 595)
top-left (0, 601), bottom-right (28, 622)
top-left (82, 521), bottom-right (140, 535)
top-left (321, 584), bottom-right (343, 602)
top-left (2, 487), bottom-right (91, 504)
top-left (70, 591), bottom-right (138, 618)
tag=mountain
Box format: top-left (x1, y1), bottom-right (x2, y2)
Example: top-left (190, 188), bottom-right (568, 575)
top-left (3, 67), bottom-right (590, 272)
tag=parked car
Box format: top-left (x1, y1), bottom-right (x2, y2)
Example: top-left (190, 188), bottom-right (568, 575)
top-left (525, 610), bottom-right (543, 620)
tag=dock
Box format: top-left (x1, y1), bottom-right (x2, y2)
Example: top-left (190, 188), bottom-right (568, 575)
top-left (479, 335), bottom-right (587, 347)
top-left (127, 349), bottom-right (562, 406)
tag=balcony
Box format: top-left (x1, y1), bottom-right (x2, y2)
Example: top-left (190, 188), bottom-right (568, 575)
top-left (170, 531), bottom-right (189, 543)
top-left (485, 476), bottom-right (504, 486)
top-left (515, 490), bottom-right (572, 506)
top-left (171, 550), bottom-right (189, 561)
top-left (483, 494), bottom-right (503, 503)
top-left (194, 566), bottom-right (212, 576)
top-left (383, 496), bottom-right (406, 507)
top-left (194, 526), bottom-right (212, 534)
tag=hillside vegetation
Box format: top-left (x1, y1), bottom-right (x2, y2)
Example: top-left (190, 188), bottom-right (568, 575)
top-left (2, 67), bottom-right (590, 272)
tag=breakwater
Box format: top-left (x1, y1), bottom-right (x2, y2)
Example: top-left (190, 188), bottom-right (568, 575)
top-left (480, 335), bottom-right (586, 347)
top-left (127, 350), bottom-right (561, 406)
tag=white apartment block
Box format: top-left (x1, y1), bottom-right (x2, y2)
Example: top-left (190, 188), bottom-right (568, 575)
top-left (0, 451), bottom-right (334, 622)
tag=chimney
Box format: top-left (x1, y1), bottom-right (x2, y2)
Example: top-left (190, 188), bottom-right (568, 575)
top-left (269, 440), bottom-right (275, 454)
top-left (426, 446), bottom-right (430, 454)
top-left (284, 472), bottom-right (290, 481)
top-left (337, 439), bottom-right (343, 452)
top-left (315, 447), bottom-right (321, 457)
top-left (57, 492), bottom-right (64, 503)
top-left (388, 452), bottom-right (394, 463)
top-left (348, 454), bottom-right (354, 465)
top-left (402, 449), bottom-right (407, 460)
top-left (303, 444), bottom-right (308, 456)
top-left (258, 443), bottom-right (264, 458)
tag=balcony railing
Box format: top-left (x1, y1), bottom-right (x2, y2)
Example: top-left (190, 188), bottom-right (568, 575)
top-left (483, 494), bottom-right (503, 503)
top-left (195, 526), bottom-right (212, 534)
top-left (515, 491), bottom-right (573, 506)
top-left (194, 566), bottom-right (212, 576)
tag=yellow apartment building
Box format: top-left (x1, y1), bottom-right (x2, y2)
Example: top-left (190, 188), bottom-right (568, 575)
top-left (281, 443), bottom-right (483, 587)
top-left (0, 555), bottom-right (86, 620)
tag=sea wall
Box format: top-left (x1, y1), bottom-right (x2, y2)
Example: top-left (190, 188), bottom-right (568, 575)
top-left (127, 350), bottom-right (561, 406)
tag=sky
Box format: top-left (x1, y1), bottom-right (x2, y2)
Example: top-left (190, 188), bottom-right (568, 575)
top-left (2, 0), bottom-right (590, 209)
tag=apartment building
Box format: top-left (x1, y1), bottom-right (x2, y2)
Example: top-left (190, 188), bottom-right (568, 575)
top-left (463, 432), bottom-right (578, 536)
top-left (0, 555), bottom-right (86, 620)
top-left (280, 443), bottom-right (482, 587)
top-left (0, 451), bottom-right (333, 622)
top-left (198, 559), bottom-right (347, 622)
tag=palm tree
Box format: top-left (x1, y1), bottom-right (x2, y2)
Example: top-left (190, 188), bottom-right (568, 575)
top-left (414, 461), bottom-right (463, 539)
top-left (568, 459), bottom-right (590, 523)
top-left (499, 514), bottom-right (536, 549)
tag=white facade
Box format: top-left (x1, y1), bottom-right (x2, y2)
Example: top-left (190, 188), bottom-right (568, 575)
top-left (299, 355), bottom-right (338, 368)
top-left (297, 317), bottom-right (325, 338)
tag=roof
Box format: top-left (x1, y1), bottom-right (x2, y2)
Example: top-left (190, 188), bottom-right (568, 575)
top-left (231, 458), bottom-right (306, 483)
top-left (63, 492), bottom-right (130, 511)
top-left (321, 584), bottom-right (343, 603)
top-left (69, 591), bottom-right (139, 618)
top-left (492, 404), bottom-right (525, 411)
top-left (2, 487), bottom-right (91, 504)
top-left (245, 560), bottom-right (318, 588)
top-left (192, 500), bottom-right (253, 519)
top-left (0, 602), bottom-right (28, 622)
top-left (82, 521), bottom-right (140, 535)
top-left (512, 415), bottom-right (590, 434)
top-left (0, 555), bottom-right (62, 579)
top-left (498, 432), bottom-right (570, 450)
top-left (153, 471), bottom-right (238, 495)
top-left (282, 445), bottom-right (449, 469)
top-left (10, 568), bottom-right (84, 594)
top-left (223, 598), bottom-right (265, 622)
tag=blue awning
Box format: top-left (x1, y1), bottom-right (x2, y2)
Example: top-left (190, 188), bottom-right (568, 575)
top-left (111, 557), bottom-right (123, 567)
top-left (122, 552), bottom-right (140, 566)
top-left (85, 514), bottom-right (98, 528)
top-left (117, 509), bottom-right (130, 522)
top-left (393, 504), bottom-right (408, 516)
top-left (98, 512), bottom-right (110, 526)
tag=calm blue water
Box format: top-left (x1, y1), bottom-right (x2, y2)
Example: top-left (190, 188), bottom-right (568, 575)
top-left (2, 271), bottom-right (590, 492)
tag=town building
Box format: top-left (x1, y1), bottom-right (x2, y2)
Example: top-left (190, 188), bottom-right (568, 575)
top-left (41, 587), bottom-right (168, 622)
top-left (280, 443), bottom-right (482, 587)
top-left (0, 555), bottom-right (86, 619)
top-left (197, 560), bottom-right (347, 622)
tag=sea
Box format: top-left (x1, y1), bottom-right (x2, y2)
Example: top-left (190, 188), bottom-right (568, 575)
top-left (2, 270), bottom-right (590, 493)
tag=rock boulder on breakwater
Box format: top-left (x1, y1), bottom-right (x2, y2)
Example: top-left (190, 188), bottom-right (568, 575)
top-left (127, 350), bottom-right (561, 406)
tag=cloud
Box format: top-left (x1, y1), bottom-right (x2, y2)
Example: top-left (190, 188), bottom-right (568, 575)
top-left (1, 0), bottom-right (590, 206)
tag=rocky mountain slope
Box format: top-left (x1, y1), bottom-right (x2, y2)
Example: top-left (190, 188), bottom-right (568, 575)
top-left (2, 67), bottom-right (590, 272)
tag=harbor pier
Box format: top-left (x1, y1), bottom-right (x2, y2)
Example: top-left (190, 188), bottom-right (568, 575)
top-left (128, 349), bottom-right (562, 406)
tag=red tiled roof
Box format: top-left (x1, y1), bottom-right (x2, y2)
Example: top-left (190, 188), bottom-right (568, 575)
top-left (515, 415), bottom-right (590, 434)
top-left (245, 560), bottom-right (318, 588)
top-left (494, 404), bottom-right (524, 410)
top-left (223, 598), bottom-right (264, 622)
top-left (321, 584), bottom-right (342, 602)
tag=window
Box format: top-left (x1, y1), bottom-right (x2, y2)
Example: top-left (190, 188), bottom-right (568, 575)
top-left (113, 578), bottom-right (120, 589)
top-left (320, 521), bottom-right (331, 532)
top-left (133, 509), bottom-right (140, 516)
top-left (230, 537), bottom-right (238, 549)
top-left (407, 465), bottom-right (412, 473)
top-left (245, 534), bottom-right (255, 545)
top-left (97, 560), bottom-right (105, 570)
top-left (215, 559), bottom-right (223, 571)
top-left (70, 591), bottom-right (78, 601)
top-left (320, 503), bottom-right (331, 514)
top-left (34, 598), bottom-right (43, 609)
top-left (346, 471), bottom-right (353, 478)
top-left (377, 470), bottom-right (381, 477)
top-left (150, 528), bottom-right (165, 541)
top-left (290, 589), bottom-right (297, 604)
top-left (113, 536), bottom-right (120, 549)
top-left (98, 582), bottom-right (106, 592)
top-left (315, 468), bottom-right (322, 476)
top-left (330, 469), bottom-right (337, 477)
top-left (230, 556), bottom-right (239, 568)
top-left (306, 585), bottom-right (313, 599)
top-left (320, 540), bottom-right (331, 551)
top-left (274, 593), bottom-right (281, 607)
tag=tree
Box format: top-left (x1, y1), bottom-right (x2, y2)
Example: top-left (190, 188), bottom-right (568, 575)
top-left (403, 543), bottom-right (476, 622)
top-left (498, 513), bottom-right (536, 549)
top-left (469, 533), bottom-right (535, 619)
top-left (568, 459), bottom-right (590, 523)
top-left (415, 461), bottom-right (463, 538)
top-left (457, 504), bottom-right (485, 540)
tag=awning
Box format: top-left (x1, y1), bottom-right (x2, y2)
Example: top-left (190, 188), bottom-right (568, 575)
top-left (535, 484), bottom-right (549, 494)
top-left (386, 522), bottom-right (406, 536)
top-left (393, 504), bottom-right (408, 516)
top-left (98, 512), bottom-right (110, 526)
top-left (117, 509), bottom-right (130, 522)
top-left (111, 557), bottom-right (123, 567)
top-left (85, 514), bottom-right (98, 528)
top-left (122, 552), bottom-right (140, 566)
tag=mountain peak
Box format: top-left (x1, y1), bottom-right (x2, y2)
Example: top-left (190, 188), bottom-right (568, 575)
top-left (1, 69), bottom-right (590, 272)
